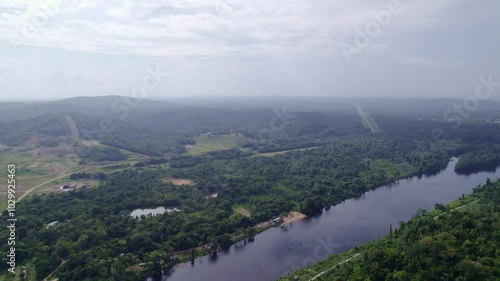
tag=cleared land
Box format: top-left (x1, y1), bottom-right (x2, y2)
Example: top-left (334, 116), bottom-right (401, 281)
top-left (0, 138), bottom-right (145, 210)
top-left (282, 211), bottom-right (307, 224)
top-left (65, 115), bottom-right (81, 144)
top-left (355, 103), bottom-right (381, 133)
top-left (166, 178), bottom-right (196, 186)
top-left (185, 134), bottom-right (249, 155)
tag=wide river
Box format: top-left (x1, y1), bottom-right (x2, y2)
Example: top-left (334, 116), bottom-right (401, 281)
top-left (161, 158), bottom-right (500, 281)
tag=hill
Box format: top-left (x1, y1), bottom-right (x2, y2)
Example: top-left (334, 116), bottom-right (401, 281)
top-left (0, 96), bottom-right (174, 122)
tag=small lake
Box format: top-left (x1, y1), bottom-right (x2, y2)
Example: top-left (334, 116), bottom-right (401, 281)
top-left (131, 207), bottom-right (181, 218)
top-left (161, 158), bottom-right (500, 281)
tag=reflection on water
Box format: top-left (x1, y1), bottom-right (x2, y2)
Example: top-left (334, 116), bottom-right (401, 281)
top-left (161, 158), bottom-right (500, 281)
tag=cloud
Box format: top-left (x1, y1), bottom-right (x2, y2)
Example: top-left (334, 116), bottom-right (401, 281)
top-left (1, 0), bottom-right (476, 57)
top-left (0, 0), bottom-right (498, 100)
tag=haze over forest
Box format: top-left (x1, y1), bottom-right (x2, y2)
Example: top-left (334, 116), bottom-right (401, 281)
top-left (1, 1), bottom-right (500, 281)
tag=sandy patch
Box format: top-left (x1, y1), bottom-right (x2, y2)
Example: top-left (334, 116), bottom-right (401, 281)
top-left (254, 211), bottom-right (307, 228)
top-left (167, 178), bottom-right (196, 186)
top-left (282, 211), bottom-right (307, 224)
top-left (28, 162), bottom-right (39, 168)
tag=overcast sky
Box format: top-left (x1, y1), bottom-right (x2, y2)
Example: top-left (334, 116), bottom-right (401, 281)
top-left (0, 0), bottom-right (499, 100)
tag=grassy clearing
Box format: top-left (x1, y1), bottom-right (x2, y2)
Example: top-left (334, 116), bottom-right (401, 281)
top-left (186, 134), bottom-right (249, 155)
top-left (234, 206), bottom-right (252, 217)
top-left (0, 139), bottom-right (147, 209)
top-left (0, 146), bottom-right (68, 209)
top-left (255, 146), bottom-right (319, 157)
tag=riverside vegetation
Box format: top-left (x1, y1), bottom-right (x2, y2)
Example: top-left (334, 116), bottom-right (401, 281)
top-left (0, 97), bottom-right (500, 280)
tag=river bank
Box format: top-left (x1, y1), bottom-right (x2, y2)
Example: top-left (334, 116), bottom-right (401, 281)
top-left (160, 158), bottom-right (500, 281)
top-left (278, 180), bottom-right (496, 280)
top-left (282, 211), bottom-right (307, 225)
top-left (170, 210), bottom-right (307, 266)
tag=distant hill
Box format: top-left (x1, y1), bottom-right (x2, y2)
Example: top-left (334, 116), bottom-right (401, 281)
top-left (0, 95), bottom-right (174, 122)
top-left (58, 95), bottom-right (174, 111)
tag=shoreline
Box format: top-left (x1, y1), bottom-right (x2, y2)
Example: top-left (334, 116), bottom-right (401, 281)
top-left (171, 211), bottom-right (307, 267)
top-left (281, 211), bottom-right (307, 225)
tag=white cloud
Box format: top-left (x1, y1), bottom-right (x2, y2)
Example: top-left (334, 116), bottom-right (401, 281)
top-left (5, 0), bottom-right (461, 57)
top-left (0, 0), bottom-right (498, 100)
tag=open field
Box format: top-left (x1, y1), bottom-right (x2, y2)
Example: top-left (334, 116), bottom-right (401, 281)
top-left (0, 142), bottom-right (77, 209)
top-left (0, 139), bottom-right (147, 210)
top-left (185, 134), bottom-right (250, 155)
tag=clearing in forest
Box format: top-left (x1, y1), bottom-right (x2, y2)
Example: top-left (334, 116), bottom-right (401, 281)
top-left (65, 115), bottom-right (81, 144)
top-left (355, 103), bottom-right (381, 133)
top-left (235, 207), bottom-right (252, 217)
top-left (255, 146), bottom-right (319, 157)
top-left (167, 178), bottom-right (196, 186)
top-left (185, 134), bottom-right (249, 155)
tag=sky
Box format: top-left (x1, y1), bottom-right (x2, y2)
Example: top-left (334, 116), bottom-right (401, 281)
top-left (0, 0), bottom-right (499, 101)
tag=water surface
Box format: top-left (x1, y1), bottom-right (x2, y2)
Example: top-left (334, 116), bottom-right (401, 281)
top-left (131, 207), bottom-right (180, 218)
top-left (162, 158), bottom-right (500, 281)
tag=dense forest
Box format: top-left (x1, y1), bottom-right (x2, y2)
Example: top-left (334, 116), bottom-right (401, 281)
top-left (0, 114), bottom-right (69, 146)
top-left (170, 137), bottom-right (457, 216)
top-left (454, 144), bottom-right (500, 174)
top-left (279, 179), bottom-right (500, 281)
top-left (0, 135), bottom-right (465, 280)
top-left (70, 109), bottom-right (369, 156)
top-left (78, 146), bottom-right (128, 162)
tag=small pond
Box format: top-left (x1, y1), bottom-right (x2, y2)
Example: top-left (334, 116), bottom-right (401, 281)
top-left (130, 207), bottom-right (181, 218)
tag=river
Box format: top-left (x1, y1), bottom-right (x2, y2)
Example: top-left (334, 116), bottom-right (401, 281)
top-left (160, 157), bottom-right (500, 281)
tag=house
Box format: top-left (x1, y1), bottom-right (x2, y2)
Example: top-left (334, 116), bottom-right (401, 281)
top-left (272, 217), bottom-right (283, 224)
